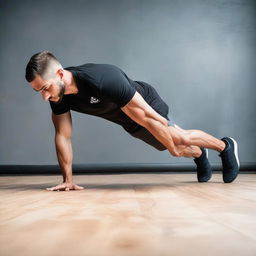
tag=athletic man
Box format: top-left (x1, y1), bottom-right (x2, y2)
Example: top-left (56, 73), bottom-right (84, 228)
top-left (25, 51), bottom-right (240, 191)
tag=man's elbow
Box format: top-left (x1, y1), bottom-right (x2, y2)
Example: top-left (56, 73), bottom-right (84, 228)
top-left (55, 132), bottom-right (72, 140)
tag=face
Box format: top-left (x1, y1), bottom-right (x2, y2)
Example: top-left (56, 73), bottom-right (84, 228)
top-left (30, 75), bottom-right (65, 104)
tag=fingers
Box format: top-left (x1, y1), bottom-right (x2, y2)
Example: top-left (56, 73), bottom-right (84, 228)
top-left (46, 184), bottom-right (67, 191)
top-left (74, 184), bottom-right (84, 190)
top-left (46, 184), bottom-right (84, 191)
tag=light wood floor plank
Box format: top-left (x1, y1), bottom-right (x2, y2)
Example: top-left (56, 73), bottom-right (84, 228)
top-left (0, 173), bottom-right (255, 256)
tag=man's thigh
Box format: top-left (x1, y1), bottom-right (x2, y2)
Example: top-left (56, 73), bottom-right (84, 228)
top-left (129, 114), bottom-right (177, 151)
top-left (129, 82), bottom-right (179, 151)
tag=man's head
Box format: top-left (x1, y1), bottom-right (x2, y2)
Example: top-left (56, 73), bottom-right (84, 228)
top-left (25, 51), bottom-right (65, 103)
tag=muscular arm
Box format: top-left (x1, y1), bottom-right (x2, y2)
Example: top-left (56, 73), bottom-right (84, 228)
top-left (47, 111), bottom-right (83, 191)
top-left (121, 91), bottom-right (180, 156)
top-left (52, 111), bottom-right (73, 183)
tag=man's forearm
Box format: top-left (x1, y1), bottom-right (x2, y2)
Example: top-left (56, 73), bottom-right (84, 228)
top-left (55, 133), bottom-right (73, 183)
top-left (145, 119), bottom-right (179, 156)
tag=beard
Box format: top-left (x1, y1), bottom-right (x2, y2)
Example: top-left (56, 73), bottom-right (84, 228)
top-left (54, 81), bottom-right (65, 104)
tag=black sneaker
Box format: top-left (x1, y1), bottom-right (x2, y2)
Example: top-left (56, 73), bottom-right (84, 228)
top-left (193, 148), bottom-right (212, 182)
top-left (219, 137), bottom-right (240, 183)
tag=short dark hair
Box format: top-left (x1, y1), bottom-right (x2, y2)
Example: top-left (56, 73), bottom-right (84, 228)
top-left (25, 51), bottom-right (60, 82)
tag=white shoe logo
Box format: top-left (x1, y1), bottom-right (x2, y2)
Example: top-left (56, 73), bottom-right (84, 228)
top-left (90, 97), bottom-right (100, 104)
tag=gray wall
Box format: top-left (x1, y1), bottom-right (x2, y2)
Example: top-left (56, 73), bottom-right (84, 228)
top-left (0, 0), bottom-right (255, 165)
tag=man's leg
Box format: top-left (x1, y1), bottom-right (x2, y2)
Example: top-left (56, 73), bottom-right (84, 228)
top-left (171, 124), bottom-right (201, 157)
top-left (175, 144), bottom-right (201, 158)
top-left (170, 124), bottom-right (213, 182)
top-left (168, 123), bottom-right (239, 183)
top-left (168, 124), bottom-right (225, 154)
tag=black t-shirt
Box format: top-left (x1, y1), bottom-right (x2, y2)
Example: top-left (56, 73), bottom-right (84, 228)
top-left (49, 63), bottom-right (169, 134)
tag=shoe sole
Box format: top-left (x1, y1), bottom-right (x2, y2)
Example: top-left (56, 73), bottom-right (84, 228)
top-left (205, 148), bottom-right (208, 158)
top-left (229, 137), bottom-right (240, 168)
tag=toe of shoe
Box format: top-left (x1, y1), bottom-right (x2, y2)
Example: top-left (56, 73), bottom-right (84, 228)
top-left (197, 172), bottom-right (212, 182)
top-left (223, 176), bottom-right (237, 183)
top-left (223, 170), bottom-right (239, 183)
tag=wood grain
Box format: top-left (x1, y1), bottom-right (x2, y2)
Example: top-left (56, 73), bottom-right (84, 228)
top-left (0, 173), bottom-right (255, 256)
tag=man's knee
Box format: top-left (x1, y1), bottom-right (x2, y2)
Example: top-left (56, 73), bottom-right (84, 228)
top-left (168, 126), bottom-right (191, 146)
top-left (181, 135), bottom-right (191, 146)
top-left (172, 151), bottom-right (181, 157)
top-left (168, 147), bottom-right (182, 157)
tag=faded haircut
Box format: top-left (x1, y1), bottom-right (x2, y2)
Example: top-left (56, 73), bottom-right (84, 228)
top-left (25, 51), bottom-right (62, 82)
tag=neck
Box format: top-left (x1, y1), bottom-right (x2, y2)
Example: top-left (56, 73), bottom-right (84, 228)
top-left (63, 70), bottom-right (78, 95)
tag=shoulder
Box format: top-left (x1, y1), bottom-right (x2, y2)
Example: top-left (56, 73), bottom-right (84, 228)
top-left (49, 96), bottom-right (70, 115)
top-left (65, 64), bottom-right (97, 84)
top-left (64, 63), bottom-right (94, 73)
top-left (65, 63), bottom-right (122, 75)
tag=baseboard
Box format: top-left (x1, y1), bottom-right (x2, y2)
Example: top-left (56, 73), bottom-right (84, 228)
top-left (0, 163), bottom-right (255, 175)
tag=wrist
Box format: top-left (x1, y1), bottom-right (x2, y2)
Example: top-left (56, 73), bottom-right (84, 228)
top-left (64, 176), bottom-right (73, 183)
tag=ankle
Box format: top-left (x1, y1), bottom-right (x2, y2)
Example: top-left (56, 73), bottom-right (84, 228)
top-left (220, 140), bottom-right (228, 152)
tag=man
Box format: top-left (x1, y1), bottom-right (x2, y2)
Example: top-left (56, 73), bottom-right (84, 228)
top-left (25, 51), bottom-right (240, 191)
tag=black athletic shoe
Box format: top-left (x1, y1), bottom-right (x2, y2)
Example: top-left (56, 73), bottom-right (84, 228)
top-left (193, 148), bottom-right (212, 182)
top-left (219, 137), bottom-right (240, 183)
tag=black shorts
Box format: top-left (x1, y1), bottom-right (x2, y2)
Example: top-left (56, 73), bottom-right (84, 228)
top-left (129, 114), bottom-right (176, 151)
top-left (129, 82), bottom-right (176, 151)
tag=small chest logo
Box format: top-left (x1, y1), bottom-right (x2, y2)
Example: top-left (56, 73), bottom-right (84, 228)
top-left (90, 97), bottom-right (101, 104)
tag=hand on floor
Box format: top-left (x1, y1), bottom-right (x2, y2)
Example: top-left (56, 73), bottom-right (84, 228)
top-left (46, 182), bottom-right (84, 191)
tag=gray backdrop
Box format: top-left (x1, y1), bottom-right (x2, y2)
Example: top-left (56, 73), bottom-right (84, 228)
top-left (0, 0), bottom-right (255, 166)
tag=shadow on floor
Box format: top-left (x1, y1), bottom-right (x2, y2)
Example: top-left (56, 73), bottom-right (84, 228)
top-left (0, 181), bottom-right (223, 191)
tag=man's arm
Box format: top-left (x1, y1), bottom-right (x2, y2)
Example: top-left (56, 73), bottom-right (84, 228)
top-left (46, 111), bottom-right (84, 191)
top-left (121, 91), bottom-right (180, 156)
top-left (52, 111), bottom-right (73, 183)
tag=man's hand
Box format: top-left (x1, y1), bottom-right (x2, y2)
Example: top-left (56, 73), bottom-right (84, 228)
top-left (46, 182), bottom-right (84, 191)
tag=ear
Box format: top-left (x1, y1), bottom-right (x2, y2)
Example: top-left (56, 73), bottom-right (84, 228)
top-left (56, 68), bottom-right (64, 79)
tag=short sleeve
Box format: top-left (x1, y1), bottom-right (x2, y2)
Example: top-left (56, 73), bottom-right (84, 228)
top-left (49, 96), bottom-right (70, 115)
top-left (99, 66), bottom-right (136, 107)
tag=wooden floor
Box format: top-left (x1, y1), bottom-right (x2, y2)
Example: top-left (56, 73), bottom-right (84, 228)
top-left (0, 173), bottom-right (256, 256)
